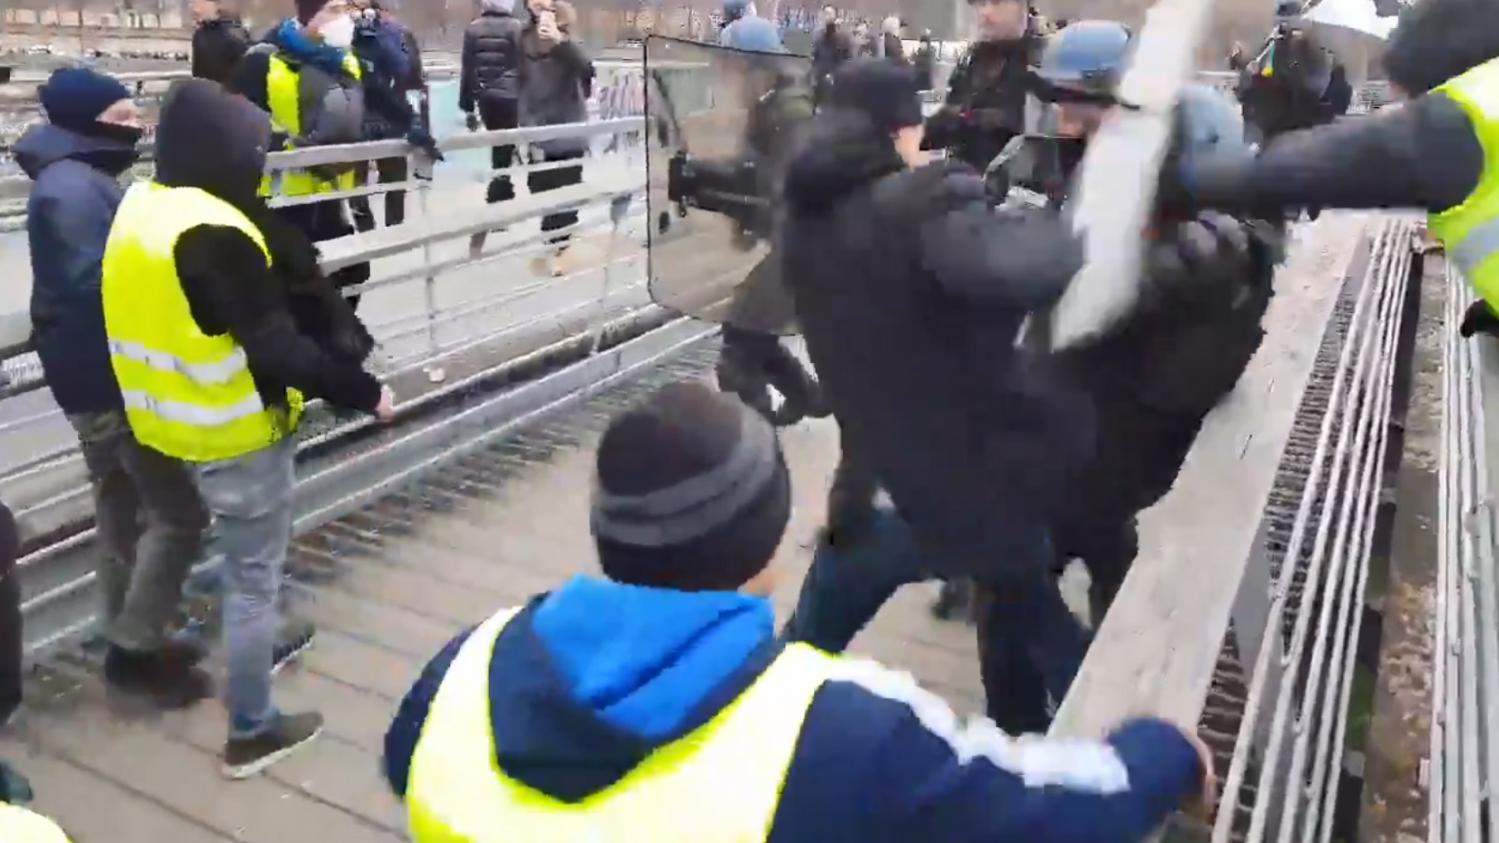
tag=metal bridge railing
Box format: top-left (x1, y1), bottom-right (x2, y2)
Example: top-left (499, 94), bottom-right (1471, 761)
top-left (1052, 215), bottom-right (1420, 842)
top-left (1431, 262), bottom-right (1499, 843)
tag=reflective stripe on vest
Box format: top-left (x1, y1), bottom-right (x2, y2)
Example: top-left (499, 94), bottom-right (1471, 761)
top-left (101, 182), bottom-right (303, 463)
top-left (263, 52), bottom-right (364, 199)
top-left (1430, 57), bottom-right (1499, 311)
top-left (405, 608), bottom-right (839, 843)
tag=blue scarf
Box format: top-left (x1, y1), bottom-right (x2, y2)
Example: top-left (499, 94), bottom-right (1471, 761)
top-left (270, 18), bottom-right (351, 77)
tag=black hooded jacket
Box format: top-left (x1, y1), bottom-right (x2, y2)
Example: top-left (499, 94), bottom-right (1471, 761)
top-left (780, 111), bottom-right (1091, 577)
top-left (157, 81), bottom-right (381, 415)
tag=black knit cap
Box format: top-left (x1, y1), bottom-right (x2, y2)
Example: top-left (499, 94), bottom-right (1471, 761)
top-left (828, 59), bottom-right (924, 133)
top-left (591, 382), bottom-right (791, 592)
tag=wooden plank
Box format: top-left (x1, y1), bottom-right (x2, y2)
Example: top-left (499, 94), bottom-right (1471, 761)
top-left (17, 699), bottom-right (402, 842)
top-left (1052, 212), bottom-right (1373, 738)
top-left (0, 741), bottom-right (230, 843)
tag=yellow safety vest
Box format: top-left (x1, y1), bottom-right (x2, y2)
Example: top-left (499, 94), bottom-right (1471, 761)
top-left (1430, 57), bottom-right (1499, 315)
top-left (101, 182), bottom-right (303, 463)
top-left (406, 607), bottom-right (840, 842)
top-left (261, 51), bottom-right (364, 199)
top-left (0, 805), bottom-right (70, 843)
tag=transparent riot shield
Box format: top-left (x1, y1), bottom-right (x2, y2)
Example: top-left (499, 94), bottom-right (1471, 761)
top-left (645, 36), bottom-right (813, 336)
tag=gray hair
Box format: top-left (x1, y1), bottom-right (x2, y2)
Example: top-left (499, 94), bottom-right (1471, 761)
top-left (480, 0), bottom-right (516, 13)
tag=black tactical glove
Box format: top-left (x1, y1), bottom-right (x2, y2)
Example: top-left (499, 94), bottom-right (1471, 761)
top-left (465, 111), bottom-right (481, 132)
top-left (1460, 300), bottom-right (1499, 339)
top-left (407, 128), bottom-right (444, 163)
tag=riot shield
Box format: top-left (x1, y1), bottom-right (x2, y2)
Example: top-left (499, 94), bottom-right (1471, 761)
top-left (645, 36), bottom-right (813, 336)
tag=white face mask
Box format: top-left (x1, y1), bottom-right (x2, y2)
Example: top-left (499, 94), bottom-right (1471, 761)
top-left (319, 14), bottom-right (356, 49)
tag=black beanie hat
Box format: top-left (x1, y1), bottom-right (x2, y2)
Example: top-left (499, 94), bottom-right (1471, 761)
top-left (591, 382), bottom-right (791, 592)
top-left (829, 59), bottom-right (924, 133)
top-left (297, 0), bottom-right (333, 23)
top-left (38, 68), bottom-right (131, 136)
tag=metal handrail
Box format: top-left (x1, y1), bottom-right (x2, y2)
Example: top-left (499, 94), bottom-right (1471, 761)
top-left (1429, 263), bottom-right (1499, 843)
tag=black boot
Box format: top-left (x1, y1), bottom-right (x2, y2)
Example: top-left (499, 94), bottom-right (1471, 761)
top-left (104, 644), bottom-right (212, 709)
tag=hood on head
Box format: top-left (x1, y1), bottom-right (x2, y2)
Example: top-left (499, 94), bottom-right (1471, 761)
top-left (784, 108), bottom-right (904, 215)
top-left (14, 123), bottom-right (138, 180)
top-left (480, 0), bottom-right (516, 14)
top-left (154, 80), bottom-right (271, 207)
top-left (487, 576), bottom-right (777, 801)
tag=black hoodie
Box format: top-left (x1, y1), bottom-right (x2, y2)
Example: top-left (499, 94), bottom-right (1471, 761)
top-left (157, 80), bottom-right (381, 415)
top-left (779, 110), bottom-right (1090, 578)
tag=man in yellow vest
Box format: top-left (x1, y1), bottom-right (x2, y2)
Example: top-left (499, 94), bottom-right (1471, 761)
top-left (382, 381), bottom-right (1214, 842)
top-left (229, 0), bottom-right (377, 309)
top-left (101, 80), bottom-right (394, 778)
top-left (1181, 0), bottom-right (1499, 337)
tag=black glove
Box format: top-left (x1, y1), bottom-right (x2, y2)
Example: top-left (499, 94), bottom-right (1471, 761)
top-left (407, 128), bottom-right (444, 162)
top-left (1143, 212), bottom-right (1256, 307)
top-left (465, 111), bottom-right (480, 133)
top-left (1460, 300), bottom-right (1499, 339)
top-left (922, 106), bottom-right (965, 147)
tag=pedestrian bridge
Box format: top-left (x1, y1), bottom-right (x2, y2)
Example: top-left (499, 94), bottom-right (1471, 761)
top-left (0, 79), bottom-right (1490, 843)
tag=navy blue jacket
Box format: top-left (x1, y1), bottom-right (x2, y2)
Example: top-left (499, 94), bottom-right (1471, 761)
top-left (17, 125), bottom-right (137, 414)
top-left (385, 576), bottom-right (1204, 841)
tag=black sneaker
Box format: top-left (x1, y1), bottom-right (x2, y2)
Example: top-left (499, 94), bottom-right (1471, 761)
top-left (103, 645), bottom-right (213, 709)
top-left (221, 711), bottom-right (323, 779)
top-left (272, 621), bottom-right (315, 676)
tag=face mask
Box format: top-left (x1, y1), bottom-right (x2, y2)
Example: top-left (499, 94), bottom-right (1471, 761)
top-left (319, 14), bottom-right (356, 49)
top-left (90, 122), bottom-right (145, 147)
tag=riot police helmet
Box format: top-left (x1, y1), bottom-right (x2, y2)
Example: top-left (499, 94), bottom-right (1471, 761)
top-left (1170, 84), bottom-right (1252, 179)
top-left (1035, 20), bottom-right (1132, 102)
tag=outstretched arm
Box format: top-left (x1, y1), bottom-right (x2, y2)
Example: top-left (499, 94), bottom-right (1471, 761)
top-left (1190, 93), bottom-right (1482, 216)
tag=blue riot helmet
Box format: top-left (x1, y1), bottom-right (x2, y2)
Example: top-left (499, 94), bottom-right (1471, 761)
top-left (1035, 20), bottom-right (1133, 102)
top-left (1171, 84), bottom-right (1252, 176)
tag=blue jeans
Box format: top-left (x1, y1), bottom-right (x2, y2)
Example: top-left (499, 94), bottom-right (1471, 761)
top-left (784, 508), bottom-right (1088, 733)
top-left (194, 437), bottom-right (295, 739)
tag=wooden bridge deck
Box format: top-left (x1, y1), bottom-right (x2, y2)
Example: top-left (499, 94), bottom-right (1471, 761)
top-left (0, 341), bottom-right (984, 842)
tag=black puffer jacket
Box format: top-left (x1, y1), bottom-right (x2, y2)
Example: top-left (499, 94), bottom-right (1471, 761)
top-left (460, 8), bottom-right (524, 110)
top-left (781, 110), bottom-right (1091, 578)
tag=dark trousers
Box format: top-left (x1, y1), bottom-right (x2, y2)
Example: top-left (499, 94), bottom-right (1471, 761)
top-left (1054, 513), bottom-right (1140, 628)
top-left (784, 507), bottom-right (1088, 734)
top-left (350, 156), bottom-right (409, 230)
top-left (529, 151), bottom-right (585, 244)
top-left (0, 559), bottom-right (19, 724)
top-left (478, 96), bottom-right (520, 205)
top-left (276, 200), bottom-right (369, 311)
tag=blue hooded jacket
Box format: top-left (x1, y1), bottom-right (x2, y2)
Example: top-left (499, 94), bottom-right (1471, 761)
top-left (18, 124), bottom-right (138, 414)
top-left (384, 576), bottom-right (1204, 841)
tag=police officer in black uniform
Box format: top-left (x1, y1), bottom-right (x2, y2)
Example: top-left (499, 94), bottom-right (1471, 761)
top-left (922, 0), bottom-right (1041, 172)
